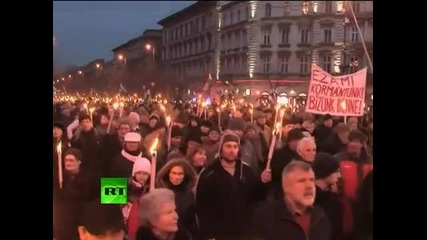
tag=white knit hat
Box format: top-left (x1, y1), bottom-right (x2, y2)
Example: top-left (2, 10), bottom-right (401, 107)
top-left (132, 157), bottom-right (151, 176)
top-left (124, 132), bottom-right (142, 142)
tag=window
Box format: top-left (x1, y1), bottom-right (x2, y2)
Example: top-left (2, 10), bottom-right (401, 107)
top-left (336, 1), bottom-right (344, 13)
top-left (263, 57), bottom-right (270, 73)
top-left (351, 27), bottom-right (358, 42)
top-left (263, 29), bottom-right (271, 44)
top-left (201, 16), bottom-right (206, 30)
top-left (300, 28), bottom-right (309, 44)
top-left (245, 6), bottom-right (249, 19)
top-left (227, 33), bottom-right (233, 48)
top-left (230, 11), bottom-right (234, 24)
top-left (324, 29), bottom-right (332, 43)
top-left (235, 31), bottom-right (240, 47)
top-left (325, 1), bottom-right (332, 13)
top-left (313, 1), bottom-right (318, 13)
top-left (284, 2), bottom-right (290, 16)
top-left (302, 1), bottom-right (310, 15)
top-left (300, 57), bottom-right (309, 73)
top-left (237, 10), bottom-right (241, 22)
top-left (281, 28), bottom-right (289, 44)
top-left (235, 56), bottom-right (240, 72)
top-left (280, 57), bottom-right (289, 73)
top-left (223, 13), bottom-right (228, 26)
top-left (265, 3), bottom-right (272, 17)
top-left (323, 55), bottom-right (331, 73)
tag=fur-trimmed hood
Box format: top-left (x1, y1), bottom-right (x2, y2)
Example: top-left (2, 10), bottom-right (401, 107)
top-left (156, 158), bottom-right (197, 192)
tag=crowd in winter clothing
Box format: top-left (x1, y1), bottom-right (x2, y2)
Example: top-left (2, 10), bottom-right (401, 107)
top-left (53, 101), bottom-right (373, 240)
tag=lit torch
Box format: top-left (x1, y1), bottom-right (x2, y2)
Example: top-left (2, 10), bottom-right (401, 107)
top-left (149, 137), bottom-right (159, 191)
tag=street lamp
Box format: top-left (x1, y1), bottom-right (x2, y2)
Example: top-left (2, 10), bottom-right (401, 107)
top-left (78, 70), bottom-right (82, 75)
top-left (96, 63), bottom-right (101, 69)
top-left (117, 54), bottom-right (127, 64)
top-left (145, 44), bottom-right (155, 61)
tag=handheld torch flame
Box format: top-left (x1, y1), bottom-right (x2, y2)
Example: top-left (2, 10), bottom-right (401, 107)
top-left (150, 137), bottom-right (159, 156)
top-left (165, 116), bottom-right (171, 127)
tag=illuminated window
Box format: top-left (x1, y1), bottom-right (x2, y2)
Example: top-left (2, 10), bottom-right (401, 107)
top-left (324, 28), bottom-right (332, 43)
top-left (263, 28), bottom-right (271, 44)
top-left (262, 57), bottom-right (270, 73)
top-left (323, 55), bottom-right (331, 73)
top-left (302, 1), bottom-right (310, 15)
top-left (313, 1), bottom-right (318, 13)
top-left (300, 57), bottom-right (309, 73)
top-left (265, 3), bottom-right (272, 17)
top-left (351, 27), bottom-right (358, 42)
top-left (284, 2), bottom-right (290, 16)
top-left (300, 28), bottom-right (309, 44)
top-left (325, 1), bottom-right (332, 13)
top-left (336, 1), bottom-right (343, 13)
top-left (280, 57), bottom-right (289, 73)
top-left (281, 28), bottom-right (289, 44)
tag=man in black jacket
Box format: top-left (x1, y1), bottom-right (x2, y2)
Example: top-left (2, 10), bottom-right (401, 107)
top-left (196, 130), bottom-right (266, 240)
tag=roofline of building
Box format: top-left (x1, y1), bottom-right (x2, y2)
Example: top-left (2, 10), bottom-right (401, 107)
top-left (111, 29), bottom-right (162, 52)
top-left (157, 1), bottom-right (216, 26)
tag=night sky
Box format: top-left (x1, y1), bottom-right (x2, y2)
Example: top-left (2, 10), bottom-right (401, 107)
top-left (53, 1), bottom-right (195, 72)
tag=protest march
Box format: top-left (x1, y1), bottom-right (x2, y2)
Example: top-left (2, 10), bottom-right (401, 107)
top-left (53, 1), bottom-right (373, 240)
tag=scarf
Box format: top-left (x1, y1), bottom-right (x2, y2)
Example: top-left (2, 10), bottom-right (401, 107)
top-left (121, 150), bottom-right (142, 163)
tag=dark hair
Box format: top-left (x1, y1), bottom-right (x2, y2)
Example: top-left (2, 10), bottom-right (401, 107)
top-left (80, 200), bottom-right (125, 236)
top-left (192, 147), bottom-right (206, 157)
top-left (64, 148), bottom-right (83, 161)
top-left (348, 130), bottom-right (368, 143)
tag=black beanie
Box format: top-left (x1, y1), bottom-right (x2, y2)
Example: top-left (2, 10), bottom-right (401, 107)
top-left (79, 113), bottom-right (91, 122)
top-left (312, 152), bottom-right (339, 179)
top-left (222, 134), bottom-right (240, 145)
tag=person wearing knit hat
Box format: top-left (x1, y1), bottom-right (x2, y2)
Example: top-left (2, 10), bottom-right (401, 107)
top-left (227, 118), bottom-right (258, 170)
top-left (196, 129), bottom-right (262, 239)
top-left (312, 152), bottom-right (344, 240)
top-left (183, 129), bottom-right (203, 157)
top-left (128, 157), bottom-right (151, 203)
top-left (109, 132), bottom-right (144, 178)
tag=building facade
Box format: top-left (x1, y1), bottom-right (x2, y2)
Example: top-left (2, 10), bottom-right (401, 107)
top-left (158, 1), bottom-right (217, 88)
top-left (213, 0), bottom-right (373, 98)
top-left (111, 29), bottom-right (163, 91)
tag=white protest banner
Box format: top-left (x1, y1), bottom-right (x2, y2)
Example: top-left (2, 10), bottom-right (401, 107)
top-left (305, 64), bottom-right (367, 116)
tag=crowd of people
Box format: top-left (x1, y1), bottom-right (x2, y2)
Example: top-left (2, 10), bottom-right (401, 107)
top-left (53, 100), bottom-right (373, 240)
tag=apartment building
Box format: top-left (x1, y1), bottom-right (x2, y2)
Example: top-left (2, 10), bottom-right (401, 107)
top-left (215, 1), bottom-right (373, 97)
top-left (111, 29), bottom-right (163, 91)
top-left (157, 1), bottom-right (217, 87)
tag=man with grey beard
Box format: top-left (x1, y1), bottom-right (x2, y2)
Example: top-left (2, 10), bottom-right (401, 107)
top-left (252, 161), bottom-right (331, 240)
